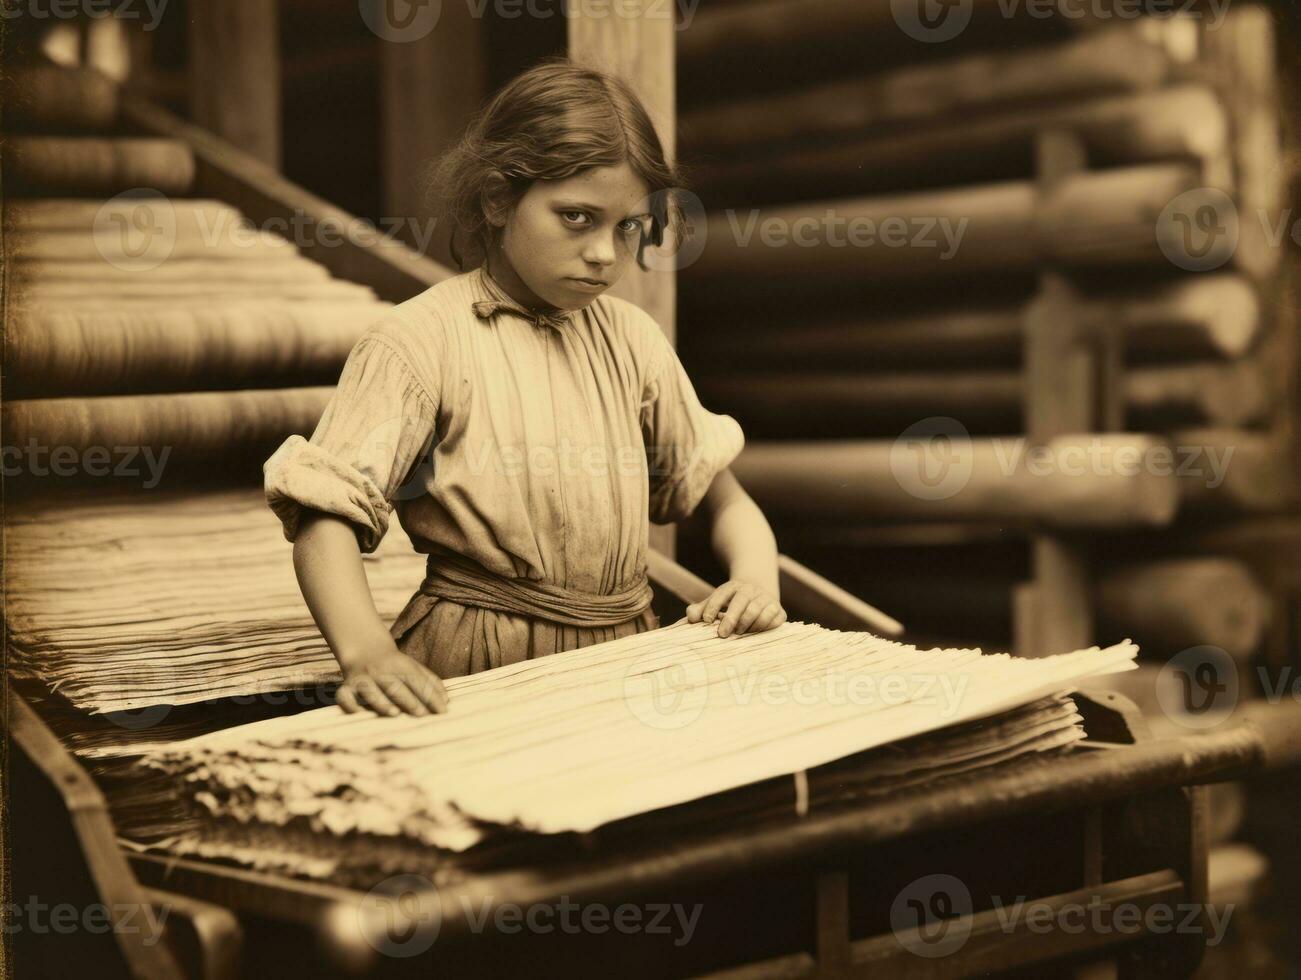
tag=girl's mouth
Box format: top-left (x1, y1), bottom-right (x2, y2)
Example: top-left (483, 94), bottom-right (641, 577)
top-left (567, 277), bottom-right (609, 289)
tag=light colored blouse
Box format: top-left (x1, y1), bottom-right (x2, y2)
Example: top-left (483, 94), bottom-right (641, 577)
top-left (264, 264), bottom-right (744, 677)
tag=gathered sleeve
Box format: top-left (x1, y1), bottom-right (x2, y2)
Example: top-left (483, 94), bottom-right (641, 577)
top-left (640, 329), bottom-right (746, 524)
top-left (263, 332), bottom-right (439, 553)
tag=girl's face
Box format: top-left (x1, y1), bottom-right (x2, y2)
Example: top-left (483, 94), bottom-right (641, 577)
top-left (489, 160), bottom-right (654, 311)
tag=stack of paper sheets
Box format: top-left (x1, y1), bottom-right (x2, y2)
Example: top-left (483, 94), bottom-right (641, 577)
top-left (134, 621), bottom-right (1137, 883)
top-left (6, 487), bottom-right (426, 713)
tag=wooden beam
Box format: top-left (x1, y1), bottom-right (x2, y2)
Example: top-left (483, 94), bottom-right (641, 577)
top-left (568, 0), bottom-right (677, 555)
top-left (567, 0), bottom-right (675, 342)
top-left (682, 24), bottom-right (1175, 156)
top-left (731, 436), bottom-right (1179, 529)
top-left (697, 360), bottom-right (1269, 435)
top-left (187, 0), bottom-right (280, 168)
top-left (693, 164), bottom-right (1240, 285)
top-left (121, 94), bottom-right (454, 302)
top-left (687, 275), bottom-right (1261, 368)
top-left (688, 85), bottom-right (1230, 207)
top-left (378, 4), bottom-right (488, 268)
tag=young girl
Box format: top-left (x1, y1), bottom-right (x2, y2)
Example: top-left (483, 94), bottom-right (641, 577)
top-left (263, 58), bottom-right (785, 717)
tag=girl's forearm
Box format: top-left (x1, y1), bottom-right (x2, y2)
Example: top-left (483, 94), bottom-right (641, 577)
top-left (705, 470), bottom-right (780, 598)
top-left (293, 511), bottom-right (396, 669)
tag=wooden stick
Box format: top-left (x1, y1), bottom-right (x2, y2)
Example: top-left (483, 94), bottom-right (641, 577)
top-left (3, 64), bottom-right (120, 131)
top-left (693, 164), bottom-right (1209, 283)
top-left (699, 359), bottom-right (1267, 434)
top-left (1199, 5), bottom-right (1284, 284)
top-left (6, 304), bottom-right (392, 397)
top-left (683, 25), bottom-right (1174, 155)
top-left (4, 137), bottom-right (196, 196)
top-left (861, 558), bottom-right (1270, 660)
top-left (3, 387), bottom-right (333, 459)
top-left (685, 275), bottom-right (1260, 367)
top-left (731, 436), bottom-right (1179, 527)
top-left (1172, 427), bottom-right (1296, 515)
top-left (688, 85), bottom-right (1229, 206)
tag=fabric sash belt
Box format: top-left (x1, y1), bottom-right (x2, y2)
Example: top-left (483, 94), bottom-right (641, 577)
top-left (420, 551), bottom-right (654, 628)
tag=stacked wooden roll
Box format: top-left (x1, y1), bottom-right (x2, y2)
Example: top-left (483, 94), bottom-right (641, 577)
top-left (0, 63), bottom-right (474, 884)
top-left (2, 66), bottom-right (398, 485)
top-left (677, 4), bottom-right (1294, 665)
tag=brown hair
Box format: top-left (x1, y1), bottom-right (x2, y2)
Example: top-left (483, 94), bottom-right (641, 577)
top-left (424, 56), bottom-right (688, 271)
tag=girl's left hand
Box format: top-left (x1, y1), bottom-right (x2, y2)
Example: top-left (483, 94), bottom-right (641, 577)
top-left (687, 581), bottom-right (787, 638)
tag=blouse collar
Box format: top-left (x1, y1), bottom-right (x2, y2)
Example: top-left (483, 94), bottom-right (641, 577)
top-left (472, 265), bottom-right (576, 332)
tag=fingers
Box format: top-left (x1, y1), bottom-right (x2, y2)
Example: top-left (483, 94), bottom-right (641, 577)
top-left (352, 676), bottom-right (400, 716)
top-left (685, 601), bottom-right (704, 623)
top-left (336, 683), bottom-right (362, 714)
top-left (752, 605), bottom-right (787, 633)
top-left (717, 587), bottom-right (758, 637)
top-left (709, 582), bottom-right (787, 638)
top-left (406, 667), bottom-right (450, 714)
top-left (734, 599), bottom-right (769, 636)
top-left (379, 675), bottom-right (430, 717)
top-left (701, 582), bottom-right (739, 624)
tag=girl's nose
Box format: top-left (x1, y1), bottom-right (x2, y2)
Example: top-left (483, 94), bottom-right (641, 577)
top-left (582, 233), bottom-right (618, 268)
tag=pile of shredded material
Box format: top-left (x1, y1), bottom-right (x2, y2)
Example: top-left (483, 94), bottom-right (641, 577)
top-left (6, 488), bottom-right (426, 714)
top-left (131, 621), bottom-right (1136, 884)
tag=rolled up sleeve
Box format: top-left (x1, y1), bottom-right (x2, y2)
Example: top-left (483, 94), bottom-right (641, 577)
top-left (641, 331), bottom-right (745, 525)
top-left (264, 333), bottom-right (439, 552)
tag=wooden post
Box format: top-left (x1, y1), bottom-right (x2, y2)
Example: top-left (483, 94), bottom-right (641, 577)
top-left (188, 0), bottom-right (280, 169)
top-left (566, 0), bottom-right (676, 343)
top-left (378, 4), bottom-right (488, 268)
top-left (567, 0), bottom-right (677, 555)
top-left (1018, 128), bottom-right (1118, 657)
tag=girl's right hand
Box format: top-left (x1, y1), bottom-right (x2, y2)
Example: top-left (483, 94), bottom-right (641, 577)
top-left (336, 644), bottom-right (450, 717)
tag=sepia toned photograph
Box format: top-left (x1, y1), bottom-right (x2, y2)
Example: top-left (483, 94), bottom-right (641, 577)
top-left (2, 0), bottom-right (1300, 976)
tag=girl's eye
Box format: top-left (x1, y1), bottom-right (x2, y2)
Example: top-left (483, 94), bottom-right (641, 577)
top-left (561, 211), bottom-right (590, 227)
top-left (618, 218), bottom-right (643, 235)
